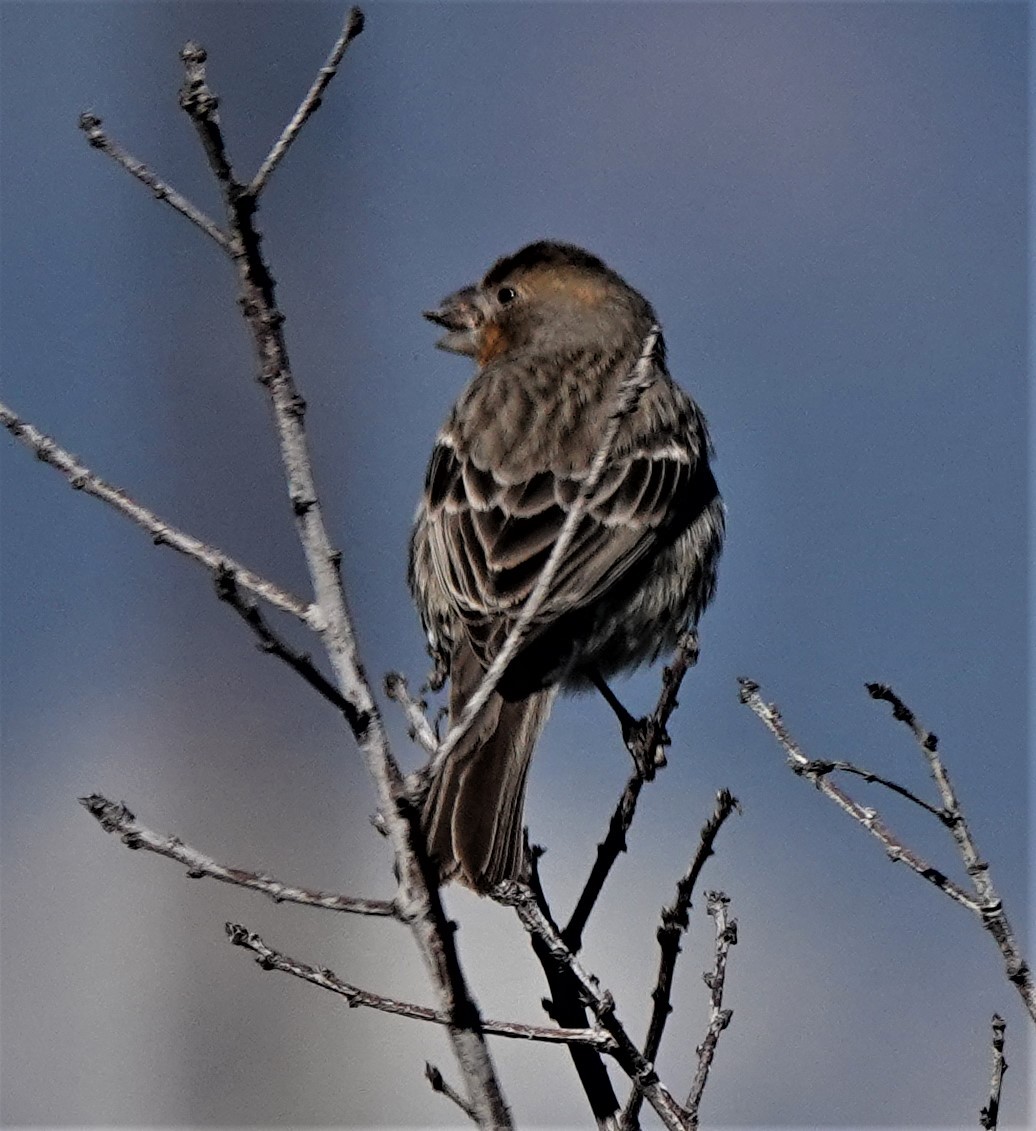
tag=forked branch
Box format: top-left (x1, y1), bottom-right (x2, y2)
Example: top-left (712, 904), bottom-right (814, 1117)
top-left (501, 883), bottom-right (693, 1131)
top-left (740, 678), bottom-right (1034, 1024)
top-left (622, 791), bottom-right (738, 1129)
top-left (65, 12), bottom-right (513, 1124)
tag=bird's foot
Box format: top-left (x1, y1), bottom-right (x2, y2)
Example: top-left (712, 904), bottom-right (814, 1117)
top-left (622, 714), bottom-right (670, 780)
top-left (591, 669), bottom-right (669, 780)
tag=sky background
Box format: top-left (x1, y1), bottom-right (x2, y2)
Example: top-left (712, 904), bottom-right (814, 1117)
top-left (0, 1), bottom-right (1029, 1128)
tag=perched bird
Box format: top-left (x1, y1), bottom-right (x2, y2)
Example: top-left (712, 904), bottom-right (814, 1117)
top-left (409, 241), bottom-right (724, 890)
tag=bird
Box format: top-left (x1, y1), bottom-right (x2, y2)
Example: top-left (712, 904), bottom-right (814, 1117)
top-left (409, 240), bottom-right (724, 891)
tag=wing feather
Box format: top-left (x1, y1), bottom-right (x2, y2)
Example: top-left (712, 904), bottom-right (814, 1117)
top-left (417, 357), bottom-right (714, 667)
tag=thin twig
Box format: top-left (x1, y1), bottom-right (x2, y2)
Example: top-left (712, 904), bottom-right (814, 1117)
top-left (426, 1062), bottom-right (479, 1125)
top-left (500, 882), bottom-right (692, 1131)
top-left (225, 924), bottom-right (615, 1050)
top-left (80, 794), bottom-right (397, 917)
top-left (738, 679), bottom-right (982, 913)
top-left (564, 631), bottom-right (700, 953)
top-left (384, 672), bottom-right (440, 755)
top-left (78, 112), bottom-right (231, 250)
top-left (215, 566), bottom-right (361, 723)
top-left (178, 43), bottom-right (235, 188)
top-left (171, 36), bottom-right (513, 1124)
top-left (428, 326), bottom-right (662, 778)
top-left (979, 1014), bottom-right (1007, 1130)
top-left (527, 844), bottom-right (622, 1129)
top-left (807, 757), bottom-right (950, 822)
top-left (684, 893), bottom-right (736, 1124)
top-left (867, 683), bottom-right (1035, 1023)
top-left (623, 791), bottom-right (738, 1129)
top-left (567, 771), bottom-right (646, 952)
top-left (249, 7), bottom-right (365, 196)
top-left (0, 401), bottom-right (313, 624)
top-left (531, 631), bottom-right (702, 1128)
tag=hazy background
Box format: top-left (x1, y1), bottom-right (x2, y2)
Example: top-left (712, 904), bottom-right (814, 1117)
top-left (0, 2), bottom-right (1028, 1127)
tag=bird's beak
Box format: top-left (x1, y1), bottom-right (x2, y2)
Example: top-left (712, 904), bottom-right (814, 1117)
top-left (423, 285), bottom-right (483, 356)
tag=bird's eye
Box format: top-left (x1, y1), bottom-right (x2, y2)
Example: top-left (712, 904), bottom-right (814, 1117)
top-left (496, 286), bottom-right (517, 305)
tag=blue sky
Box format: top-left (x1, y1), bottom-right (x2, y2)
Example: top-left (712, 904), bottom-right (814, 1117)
top-left (0, 2), bottom-right (1029, 1126)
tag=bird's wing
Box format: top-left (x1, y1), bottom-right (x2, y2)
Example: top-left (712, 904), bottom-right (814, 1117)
top-left (420, 371), bottom-right (713, 656)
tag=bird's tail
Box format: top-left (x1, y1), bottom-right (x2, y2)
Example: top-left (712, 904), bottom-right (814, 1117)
top-left (421, 645), bottom-right (556, 890)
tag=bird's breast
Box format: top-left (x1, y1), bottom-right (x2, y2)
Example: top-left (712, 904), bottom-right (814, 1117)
top-left (457, 358), bottom-right (613, 479)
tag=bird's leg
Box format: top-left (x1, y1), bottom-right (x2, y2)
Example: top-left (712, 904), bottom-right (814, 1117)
top-left (590, 670), bottom-right (666, 779)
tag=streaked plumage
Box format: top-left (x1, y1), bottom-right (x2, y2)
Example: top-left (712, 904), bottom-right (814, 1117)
top-left (410, 241), bottom-right (724, 890)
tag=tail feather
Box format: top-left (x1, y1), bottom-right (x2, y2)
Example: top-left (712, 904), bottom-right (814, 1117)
top-left (422, 646), bottom-right (555, 890)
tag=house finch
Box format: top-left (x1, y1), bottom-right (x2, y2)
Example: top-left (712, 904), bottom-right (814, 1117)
top-left (409, 241), bottom-right (724, 890)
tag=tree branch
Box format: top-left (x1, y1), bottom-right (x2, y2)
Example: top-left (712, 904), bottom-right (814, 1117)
top-left (623, 791), bottom-right (738, 1129)
top-left (741, 678), bottom-right (1035, 1025)
top-left (500, 882), bottom-right (692, 1131)
top-left (80, 794), bottom-right (398, 917)
top-left (804, 757), bottom-right (950, 822)
top-left (425, 1062), bottom-right (479, 1125)
top-left (78, 112), bottom-right (231, 250)
top-left (0, 400), bottom-right (313, 623)
top-left (226, 924), bottom-right (616, 1050)
top-left (249, 7), bottom-right (366, 196)
top-left (867, 683), bottom-right (1035, 1022)
top-left (384, 671), bottom-right (440, 755)
top-left (684, 893), bottom-right (736, 1125)
top-left (167, 27), bottom-right (513, 1123)
top-left (978, 1013), bottom-right (1007, 1130)
top-left (738, 679), bottom-right (982, 912)
top-left (214, 565), bottom-right (360, 723)
top-left (564, 631), bottom-right (701, 954)
top-left (526, 846), bottom-right (622, 1129)
top-left (532, 633), bottom-right (703, 1128)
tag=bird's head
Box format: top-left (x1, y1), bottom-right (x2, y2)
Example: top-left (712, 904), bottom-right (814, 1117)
top-left (423, 241), bottom-right (653, 367)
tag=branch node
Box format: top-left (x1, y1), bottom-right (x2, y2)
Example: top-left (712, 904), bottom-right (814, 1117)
top-left (78, 111), bottom-right (105, 144)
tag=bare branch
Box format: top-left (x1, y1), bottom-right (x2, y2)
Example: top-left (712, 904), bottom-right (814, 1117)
top-left (385, 672), bottom-right (440, 755)
top-left (426, 1062), bottom-right (479, 1125)
top-left (565, 631), bottom-right (701, 953)
top-left (0, 401), bottom-right (313, 624)
top-left (526, 845), bottom-right (622, 1128)
top-left (78, 112), bottom-right (231, 250)
top-left (178, 42), bottom-right (236, 188)
top-left (526, 635), bottom-right (704, 1129)
top-left (741, 678), bottom-right (1035, 1025)
top-left (623, 791), bottom-right (738, 1129)
top-left (226, 924), bottom-right (616, 1050)
top-left (215, 566), bottom-right (360, 723)
top-left (684, 893), bottom-right (736, 1124)
top-left (644, 792), bottom-right (737, 1065)
top-left (979, 1014), bottom-right (1007, 1130)
top-left (249, 7), bottom-right (365, 196)
top-left (867, 683), bottom-right (1034, 1021)
top-left (500, 882), bottom-right (692, 1131)
top-left (738, 679), bottom-right (982, 913)
top-left (807, 757), bottom-right (950, 822)
top-left (429, 326), bottom-right (662, 778)
top-left (567, 770), bottom-right (646, 953)
top-left (80, 794), bottom-right (397, 917)
top-left (170, 35), bottom-right (513, 1123)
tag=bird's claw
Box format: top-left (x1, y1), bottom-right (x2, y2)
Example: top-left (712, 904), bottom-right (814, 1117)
top-left (623, 716), bottom-right (670, 779)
